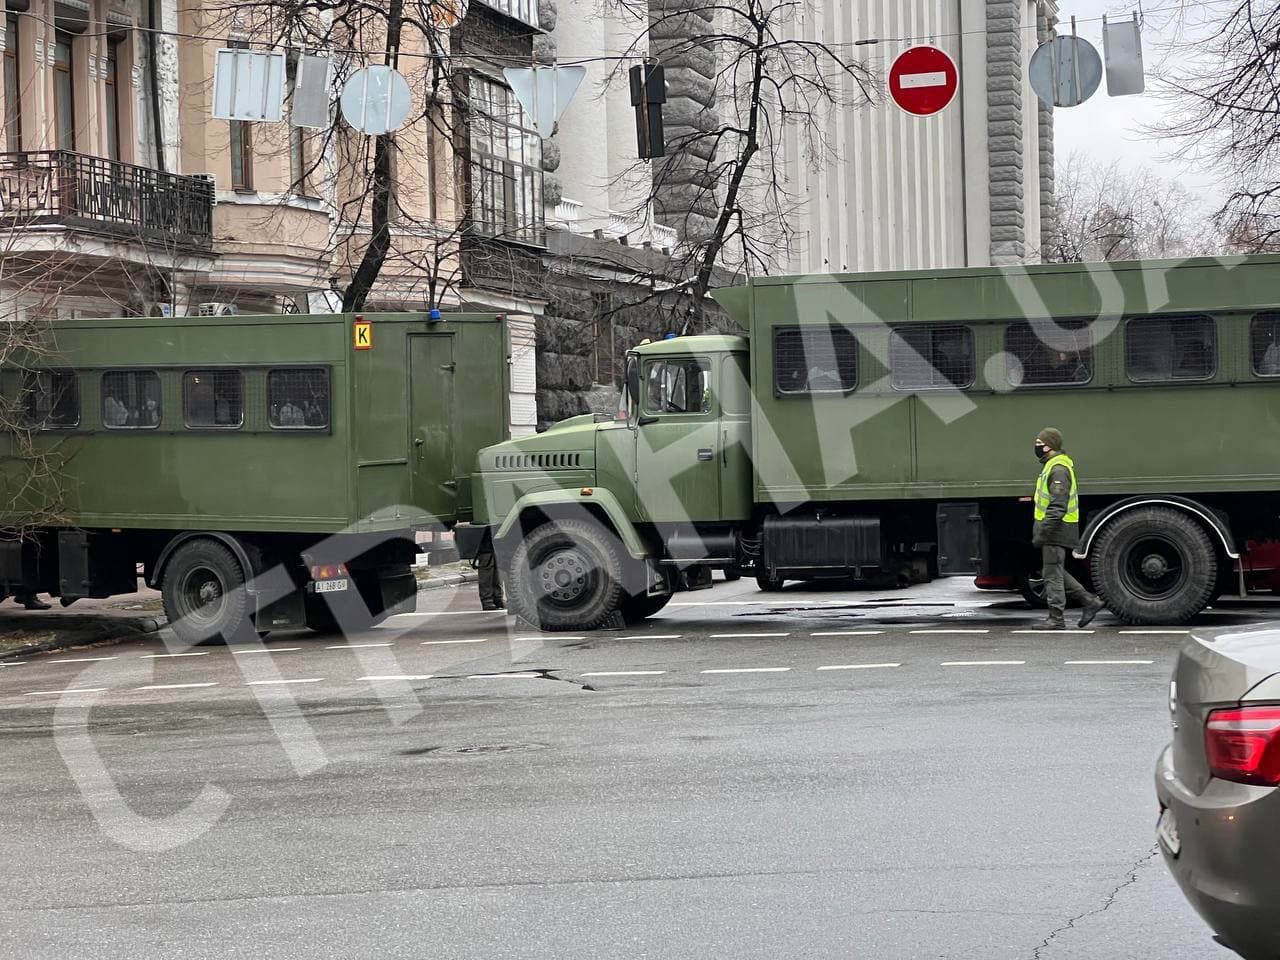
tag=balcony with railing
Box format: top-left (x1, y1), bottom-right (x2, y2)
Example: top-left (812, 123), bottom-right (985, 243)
top-left (0, 151), bottom-right (214, 250)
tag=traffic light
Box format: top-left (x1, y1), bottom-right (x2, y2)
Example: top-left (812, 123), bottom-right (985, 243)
top-left (629, 63), bottom-right (666, 159)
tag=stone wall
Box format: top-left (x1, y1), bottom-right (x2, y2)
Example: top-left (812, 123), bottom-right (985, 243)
top-left (986, 0), bottom-right (1025, 264)
top-left (648, 0), bottom-right (720, 242)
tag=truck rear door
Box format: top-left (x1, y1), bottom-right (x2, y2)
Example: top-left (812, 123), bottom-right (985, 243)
top-left (408, 334), bottom-right (455, 523)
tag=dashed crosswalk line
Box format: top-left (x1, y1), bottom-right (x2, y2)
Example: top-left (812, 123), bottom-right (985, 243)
top-left (582, 670), bottom-right (667, 677)
top-left (1119, 630), bottom-right (1190, 635)
top-left (326, 642), bottom-right (393, 650)
top-left (24, 688), bottom-right (106, 696)
top-left (911, 629), bottom-right (989, 635)
top-left (817, 663), bottom-right (901, 671)
top-left (247, 678), bottom-right (324, 686)
top-left (360, 675), bottom-right (433, 682)
top-left (811, 630), bottom-right (884, 637)
top-left (420, 638), bottom-right (489, 646)
top-left (619, 635), bottom-right (682, 640)
top-left (49, 657), bottom-right (118, 664)
top-left (709, 632), bottom-right (790, 639)
top-left (467, 673), bottom-right (540, 679)
top-left (141, 652), bottom-right (210, 659)
top-left (1064, 660), bottom-right (1155, 665)
top-left (701, 667), bottom-right (791, 674)
top-left (940, 660), bottom-right (1026, 666)
top-left (1012, 629), bottom-right (1095, 635)
top-left (138, 682), bottom-right (219, 691)
top-left (233, 648), bottom-right (302, 655)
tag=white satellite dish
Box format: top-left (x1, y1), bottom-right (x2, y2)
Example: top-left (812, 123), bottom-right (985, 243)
top-left (339, 65), bottom-right (412, 135)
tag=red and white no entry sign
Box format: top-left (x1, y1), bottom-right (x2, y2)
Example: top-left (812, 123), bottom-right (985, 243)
top-left (888, 45), bottom-right (959, 117)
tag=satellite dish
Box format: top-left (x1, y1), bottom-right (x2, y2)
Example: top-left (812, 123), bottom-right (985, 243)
top-left (1029, 34), bottom-right (1103, 108)
top-left (339, 65), bottom-right (412, 135)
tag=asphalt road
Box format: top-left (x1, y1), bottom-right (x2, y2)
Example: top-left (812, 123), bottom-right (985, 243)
top-left (0, 576), bottom-right (1263, 960)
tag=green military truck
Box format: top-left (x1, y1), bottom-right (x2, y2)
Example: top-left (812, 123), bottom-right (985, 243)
top-left (465, 254), bottom-right (1280, 630)
top-left (0, 311), bottom-right (509, 642)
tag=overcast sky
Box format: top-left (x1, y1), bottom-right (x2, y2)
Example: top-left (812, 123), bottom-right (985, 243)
top-left (1048, 0), bottom-right (1223, 206)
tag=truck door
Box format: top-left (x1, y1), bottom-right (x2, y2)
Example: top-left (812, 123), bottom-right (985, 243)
top-left (634, 355), bottom-right (720, 522)
top-left (408, 334), bottom-right (455, 523)
top-left (719, 352), bottom-right (753, 522)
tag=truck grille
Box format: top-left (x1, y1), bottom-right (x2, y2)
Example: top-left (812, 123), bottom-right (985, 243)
top-left (493, 453), bottom-right (583, 470)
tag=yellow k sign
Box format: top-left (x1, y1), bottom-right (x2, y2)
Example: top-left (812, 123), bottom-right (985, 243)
top-left (353, 320), bottom-right (372, 350)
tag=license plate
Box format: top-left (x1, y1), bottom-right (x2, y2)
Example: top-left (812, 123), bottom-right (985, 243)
top-left (314, 578), bottom-right (349, 594)
top-left (1157, 807), bottom-right (1181, 856)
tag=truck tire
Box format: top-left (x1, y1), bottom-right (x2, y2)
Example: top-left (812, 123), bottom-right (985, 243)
top-left (621, 592), bottom-right (673, 625)
top-left (722, 566), bottom-right (742, 582)
top-left (756, 572), bottom-right (785, 592)
top-left (505, 519), bottom-right (627, 631)
top-left (1091, 506), bottom-right (1217, 625)
top-left (1015, 570), bottom-right (1047, 609)
top-left (161, 539), bottom-right (251, 644)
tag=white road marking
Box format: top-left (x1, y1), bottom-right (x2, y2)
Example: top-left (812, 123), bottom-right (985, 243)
top-left (811, 630), bottom-right (885, 636)
top-left (911, 629), bottom-right (990, 635)
top-left (1119, 630), bottom-right (1190, 635)
top-left (326, 642), bottom-right (393, 650)
top-left (940, 660), bottom-right (1026, 666)
top-left (137, 682), bottom-right (219, 691)
top-left (390, 610), bottom-right (507, 618)
top-left (709, 632), bottom-right (790, 639)
top-left (1064, 660), bottom-right (1155, 665)
top-left (360, 675), bottom-right (433, 682)
top-left (701, 667), bottom-right (791, 674)
top-left (24, 688), bottom-right (106, 696)
top-left (620, 635), bottom-right (682, 640)
top-left (514, 636), bottom-right (585, 642)
top-left (141, 652), bottom-right (210, 659)
top-left (817, 663), bottom-right (901, 671)
top-left (49, 657), bottom-right (118, 664)
top-left (1012, 629), bottom-right (1095, 635)
top-left (467, 673), bottom-right (540, 679)
top-left (233, 648), bottom-right (302, 655)
top-left (581, 670), bottom-right (668, 677)
top-left (246, 678), bottom-right (325, 686)
top-left (421, 638), bottom-right (488, 646)
top-left (899, 71), bottom-right (948, 89)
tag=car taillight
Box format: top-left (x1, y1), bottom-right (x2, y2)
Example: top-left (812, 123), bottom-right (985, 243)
top-left (309, 563), bottom-right (349, 581)
top-left (1205, 706), bottom-right (1280, 786)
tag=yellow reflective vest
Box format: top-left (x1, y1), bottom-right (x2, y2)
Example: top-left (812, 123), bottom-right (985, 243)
top-left (1034, 454), bottom-right (1080, 524)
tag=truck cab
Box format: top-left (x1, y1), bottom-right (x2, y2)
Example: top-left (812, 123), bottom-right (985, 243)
top-left (470, 335), bottom-right (752, 630)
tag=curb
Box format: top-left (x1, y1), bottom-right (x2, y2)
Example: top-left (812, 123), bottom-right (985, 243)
top-left (417, 571), bottom-right (479, 592)
top-left (0, 616), bottom-right (161, 661)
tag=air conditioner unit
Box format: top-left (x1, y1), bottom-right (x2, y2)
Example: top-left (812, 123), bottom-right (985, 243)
top-left (198, 302), bottom-right (239, 317)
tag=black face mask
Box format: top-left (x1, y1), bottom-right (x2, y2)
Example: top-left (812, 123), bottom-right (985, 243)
top-left (1035, 443), bottom-right (1049, 462)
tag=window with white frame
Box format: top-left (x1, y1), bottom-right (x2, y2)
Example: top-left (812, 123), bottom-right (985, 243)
top-left (473, 0), bottom-right (539, 28)
top-left (467, 74), bottom-right (543, 246)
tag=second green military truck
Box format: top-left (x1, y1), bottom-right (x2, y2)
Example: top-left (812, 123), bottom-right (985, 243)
top-left (0, 311), bottom-right (509, 643)
top-left (466, 254), bottom-right (1280, 630)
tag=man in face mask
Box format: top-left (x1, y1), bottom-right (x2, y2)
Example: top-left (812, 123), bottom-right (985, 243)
top-left (1033, 427), bottom-right (1106, 630)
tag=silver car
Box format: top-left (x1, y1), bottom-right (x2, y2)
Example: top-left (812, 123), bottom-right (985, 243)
top-left (1157, 625), bottom-right (1280, 959)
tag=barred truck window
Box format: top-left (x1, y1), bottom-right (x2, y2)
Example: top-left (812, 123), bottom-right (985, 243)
top-left (774, 327), bottom-right (859, 396)
top-left (1005, 319), bottom-right (1093, 387)
top-left (1250, 313), bottom-right (1280, 377)
top-left (183, 369), bottom-right (244, 429)
top-left (890, 325), bottom-right (974, 390)
top-left (102, 370), bottom-right (161, 429)
top-left (1125, 315), bottom-right (1217, 382)
top-left (268, 368), bottom-right (330, 429)
top-left (14, 369), bottom-right (80, 429)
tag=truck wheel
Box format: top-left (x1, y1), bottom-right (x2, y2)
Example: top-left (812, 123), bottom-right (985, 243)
top-left (506, 519), bottom-right (627, 631)
top-left (1015, 570), bottom-right (1047, 609)
top-left (621, 592), bottom-right (673, 625)
top-left (756, 572), bottom-right (785, 592)
top-left (1092, 507), bottom-right (1217, 625)
top-left (161, 539), bottom-right (250, 644)
top-left (722, 566), bottom-right (743, 582)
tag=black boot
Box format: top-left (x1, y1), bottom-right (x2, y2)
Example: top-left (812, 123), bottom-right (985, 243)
top-left (19, 594), bottom-right (51, 611)
top-left (1042, 615), bottom-right (1067, 631)
top-left (1078, 596), bottom-right (1106, 629)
